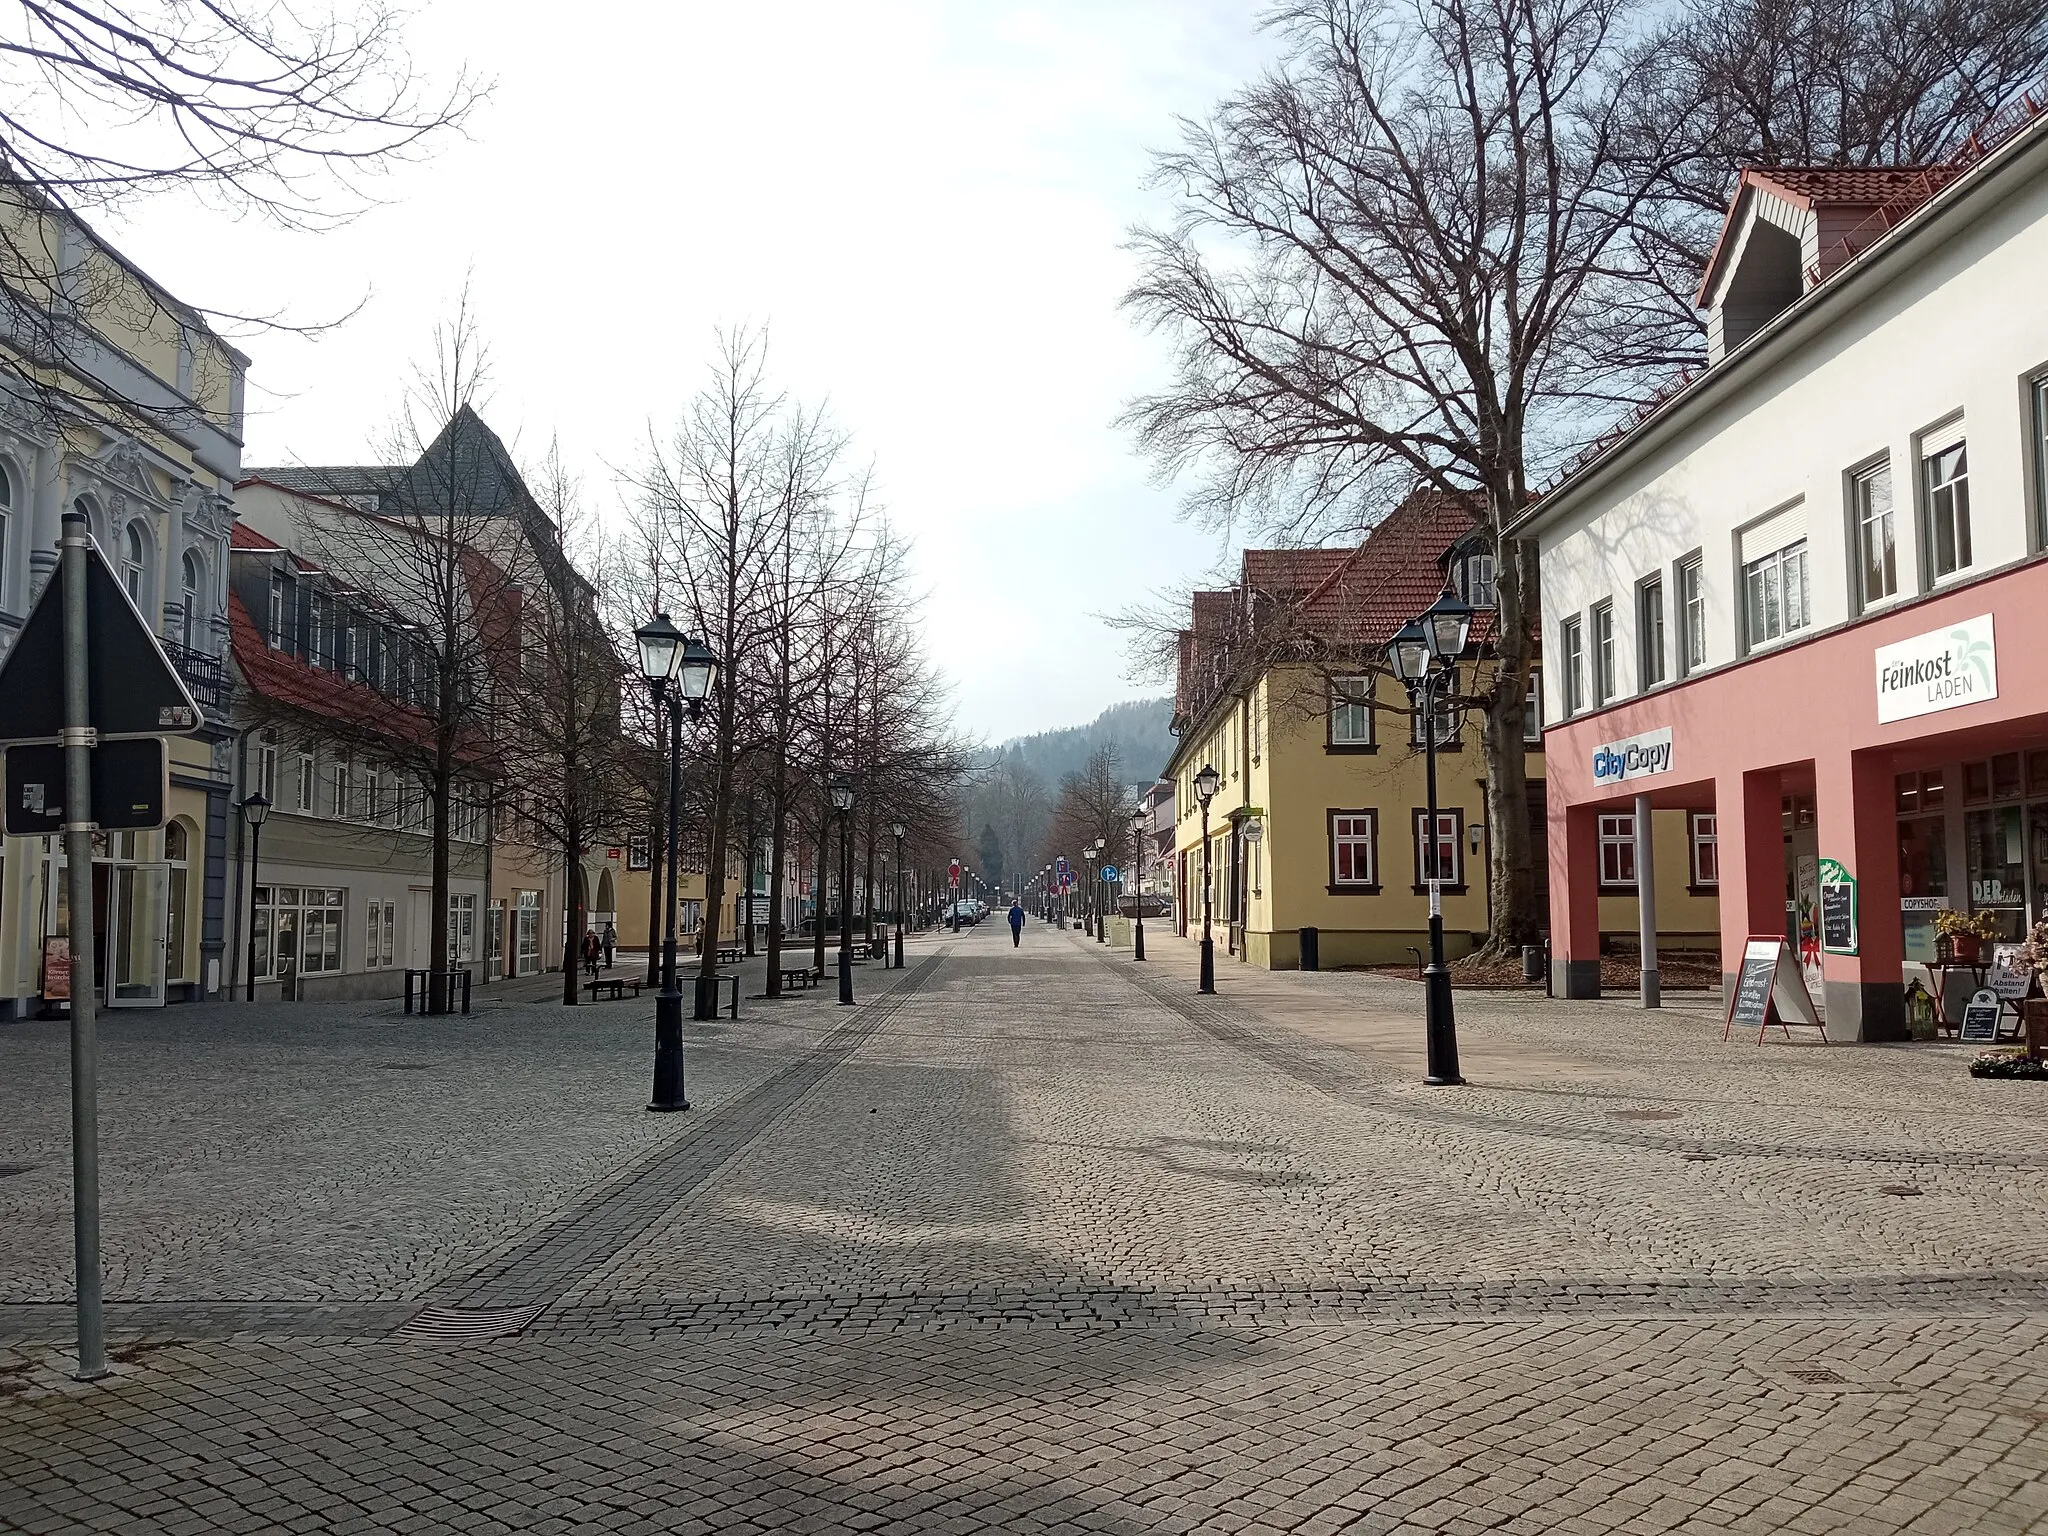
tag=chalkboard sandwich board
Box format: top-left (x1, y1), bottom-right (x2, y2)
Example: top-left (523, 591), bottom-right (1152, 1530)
top-left (1960, 987), bottom-right (2003, 1043)
top-left (1722, 936), bottom-right (1828, 1044)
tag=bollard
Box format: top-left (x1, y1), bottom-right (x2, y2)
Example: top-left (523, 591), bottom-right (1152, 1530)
top-left (404, 969), bottom-right (416, 1015)
top-left (1299, 926), bottom-right (1320, 972)
top-left (1522, 945), bottom-right (1543, 983)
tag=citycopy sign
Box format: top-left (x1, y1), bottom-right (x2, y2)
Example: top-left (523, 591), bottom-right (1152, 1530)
top-left (1591, 726), bottom-right (1673, 787)
top-left (1875, 614), bottom-right (1996, 724)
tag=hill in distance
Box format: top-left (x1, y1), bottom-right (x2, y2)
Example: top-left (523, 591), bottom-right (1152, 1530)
top-left (994, 697), bottom-right (1175, 787)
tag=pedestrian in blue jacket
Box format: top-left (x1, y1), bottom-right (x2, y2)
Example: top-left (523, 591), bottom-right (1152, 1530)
top-left (1008, 902), bottom-right (1025, 947)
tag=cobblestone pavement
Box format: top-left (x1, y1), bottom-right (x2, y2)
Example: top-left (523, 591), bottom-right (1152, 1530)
top-left (4, 920), bottom-right (2048, 1533)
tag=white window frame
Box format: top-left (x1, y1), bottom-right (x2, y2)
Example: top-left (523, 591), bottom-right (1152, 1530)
top-left (1560, 617), bottom-right (1584, 716)
top-left (1851, 458), bottom-right (1897, 609)
top-left (1689, 812), bottom-right (1719, 888)
top-left (255, 734), bottom-right (277, 803)
top-left (1742, 540), bottom-right (1809, 650)
top-left (1524, 669), bottom-right (1542, 744)
top-left (1591, 600), bottom-right (1615, 705)
top-left (1922, 431), bottom-right (1972, 583)
top-left (1464, 551), bottom-right (1497, 608)
top-left (1414, 810), bottom-right (1461, 887)
top-left (1329, 810), bottom-right (1377, 888)
top-left (1637, 576), bottom-right (1665, 691)
top-left (1676, 553), bottom-right (1706, 676)
top-left (295, 751), bottom-right (315, 814)
top-left (1329, 677), bottom-right (1374, 747)
top-left (1410, 691), bottom-right (1462, 747)
top-left (1598, 813), bottom-right (1637, 888)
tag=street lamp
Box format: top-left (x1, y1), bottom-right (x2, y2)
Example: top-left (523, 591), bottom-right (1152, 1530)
top-left (1130, 806), bottom-right (1149, 962)
top-left (240, 790), bottom-right (270, 1001)
top-left (829, 774), bottom-right (856, 1004)
top-left (1083, 847), bottom-right (1098, 938)
top-left (1194, 762), bottom-right (1220, 993)
top-left (637, 612), bottom-right (721, 1111)
top-left (890, 820), bottom-right (907, 969)
top-left (1387, 589), bottom-right (1472, 1087)
top-left (1094, 838), bottom-right (1109, 945)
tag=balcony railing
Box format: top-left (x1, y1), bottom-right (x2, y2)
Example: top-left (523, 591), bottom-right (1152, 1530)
top-left (162, 639), bottom-right (228, 718)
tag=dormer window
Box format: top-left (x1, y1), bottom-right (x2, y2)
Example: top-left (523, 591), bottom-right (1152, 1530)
top-left (1461, 552), bottom-right (1497, 608)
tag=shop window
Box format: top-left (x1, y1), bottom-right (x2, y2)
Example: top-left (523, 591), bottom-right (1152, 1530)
top-left (254, 886), bottom-right (345, 978)
top-left (516, 891), bottom-right (541, 975)
top-left (1964, 808), bottom-right (2025, 941)
top-left (1591, 600), bottom-right (1615, 704)
top-left (1329, 677), bottom-right (1374, 748)
top-left (1852, 460), bottom-right (1896, 607)
top-left (1328, 810), bottom-right (1378, 889)
top-left (1413, 810), bottom-right (1462, 888)
top-left (2029, 753), bottom-right (2048, 799)
top-left (1898, 815), bottom-right (1947, 901)
top-left (165, 821), bottom-right (190, 982)
top-left (1637, 576), bottom-right (1665, 690)
top-left (365, 900), bottom-right (397, 968)
top-left (1599, 814), bottom-right (1636, 888)
top-left (1676, 554), bottom-right (1706, 675)
top-left (1560, 618), bottom-right (1584, 715)
top-left (1923, 433), bottom-right (1971, 581)
top-left (1993, 752), bottom-right (2023, 802)
top-left (1688, 813), bottom-right (1718, 888)
top-left (1743, 540), bottom-right (1809, 648)
top-left (1964, 760), bottom-right (1991, 804)
top-left (448, 893), bottom-right (477, 963)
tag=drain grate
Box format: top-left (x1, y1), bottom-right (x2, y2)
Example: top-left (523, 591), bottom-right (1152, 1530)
top-left (1786, 1367), bottom-right (1848, 1385)
top-left (391, 1304), bottom-right (545, 1342)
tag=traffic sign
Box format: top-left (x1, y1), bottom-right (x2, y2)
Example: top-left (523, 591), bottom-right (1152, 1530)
top-left (6, 739), bottom-right (167, 834)
top-left (1100, 865), bottom-right (1121, 883)
top-left (0, 537), bottom-right (201, 742)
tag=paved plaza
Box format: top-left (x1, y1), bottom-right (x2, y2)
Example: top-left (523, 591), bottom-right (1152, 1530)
top-left (4, 922), bottom-right (2048, 1534)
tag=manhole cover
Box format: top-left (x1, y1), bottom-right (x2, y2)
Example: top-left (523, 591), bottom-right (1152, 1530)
top-left (1610, 1109), bottom-right (1681, 1121)
top-left (1786, 1367), bottom-right (1847, 1385)
top-left (1879, 1184), bottom-right (1924, 1197)
top-left (0, 1166), bottom-right (37, 1179)
top-left (391, 1304), bottom-right (544, 1342)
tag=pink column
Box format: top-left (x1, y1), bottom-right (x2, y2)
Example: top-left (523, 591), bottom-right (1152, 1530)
top-left (1714, 769), bottom-right (1784, 993)
top-left (1814, 749), bottom-right (1905, 1041)
top-left (1549, 800), bottom-right (1602, 997)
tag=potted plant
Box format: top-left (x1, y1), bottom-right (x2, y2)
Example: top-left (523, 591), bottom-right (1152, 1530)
top-left (1935, 907), bottom-right (1999, 964)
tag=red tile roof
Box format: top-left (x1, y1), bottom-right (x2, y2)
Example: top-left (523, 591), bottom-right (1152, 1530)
top-left (1241, 547), bottom-right (1354, 594)
top-left (1747, 165), bottom-right (1962, 208)
top-left (230, 522), bottom-right (282, 551)
top-left (1299, 489), bottom-right (1480, 650)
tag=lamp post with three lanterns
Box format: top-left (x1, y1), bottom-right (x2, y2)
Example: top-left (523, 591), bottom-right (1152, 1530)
top-left (1193, 762), bottom-right (1219, 993)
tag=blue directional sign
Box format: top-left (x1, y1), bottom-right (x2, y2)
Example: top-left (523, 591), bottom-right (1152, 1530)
top-left (1100, 865), bottom-right (1120, 883)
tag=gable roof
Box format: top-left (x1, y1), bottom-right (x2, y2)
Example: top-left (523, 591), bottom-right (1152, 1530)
top-left (1299, 489), bottom-right (1481, 650)
top-left (1696, 165), bottom-right (1965, 306)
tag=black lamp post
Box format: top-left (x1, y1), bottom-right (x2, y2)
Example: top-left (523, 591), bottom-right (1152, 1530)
top-left (637, 613), bottom-right (720, 1112)
top-left (1131, 807), bottom-right (1148, 962)
top-left (1387, 588), bottom-right (1473, 1087)
top-left (240, 791), bottom-right (270, 1001)
top-left (891, 821), bottom-right (906, 969)
top-left (830, 774), bottom-right (856, 1004)
top-left (1083, 847), bottom-right (1097, 937)
top-left (1194, 762), bottom-right (1219, 993)
top-left (1094, 839), bottom-right (1108, 944)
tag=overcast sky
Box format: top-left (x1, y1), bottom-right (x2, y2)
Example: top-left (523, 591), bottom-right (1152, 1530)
top-left (96, 1), bottom-right (1279, 744)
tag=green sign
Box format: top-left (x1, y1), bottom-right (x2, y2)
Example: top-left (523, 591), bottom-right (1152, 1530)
top-left (1819, 858), bottom-right (1857, 956)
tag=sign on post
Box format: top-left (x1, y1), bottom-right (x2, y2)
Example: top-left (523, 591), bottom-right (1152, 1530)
top-left (6, 738), bottom-right (168, 835)
top-left (1723, 936), bottom-right (1827, 1044)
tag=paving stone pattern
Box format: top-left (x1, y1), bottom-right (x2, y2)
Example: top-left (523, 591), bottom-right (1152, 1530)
top-left (4, 921), bottom-right (2048, 1533)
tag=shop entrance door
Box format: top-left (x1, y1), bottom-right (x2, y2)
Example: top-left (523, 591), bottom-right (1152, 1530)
top-left (106, 863), bottom-right (169, 1007)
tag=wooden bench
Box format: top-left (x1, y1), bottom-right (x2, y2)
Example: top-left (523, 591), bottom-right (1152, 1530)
top-left (716, 946), bottom-right (745, 965)
top-left (777, 967), bottom-right (816, 990)
top-left (584, 976), bottom-right (646, 1002)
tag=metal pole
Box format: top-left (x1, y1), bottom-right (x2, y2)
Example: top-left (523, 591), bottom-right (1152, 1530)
top-left (1199, 805), bottom-right (1215, 993)
top-left (649, 686), bottom-right (687, 1112)
top-left (57, 511), bottom-right (105, 1380)
top-left (837, 810), bottom-right (855, 1005)
top-left (893, 837), bottom-right (905, 969)
top-left (1635, 790), bottom-right (1660, 1008)
top-left (1420, 669), bottom-right (1464, 1086)
top-left (1133, 841), bottom-right (1146, 961)
top-left (243, 819), bottom-right (261, 1002)
top-left (1098, 871), bottom-right (1107, 943)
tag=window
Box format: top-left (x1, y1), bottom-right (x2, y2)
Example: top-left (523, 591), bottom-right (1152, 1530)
top-left (515, 891), bottom-right (541, 975)
top-left (1599, 813), bottom-right (1636, 888)
top-left (2034, 377), bottom-right (2048, 548)
top-left (627, 835), bottom-right (651, 870)
top-left (1463, 551), bottom-right (1497, 607)
top-left (1743, 540), bottom-right (1809, 648)
top-left (121, 523), bottom-right (147, 607)
top-left (1676, 555), bottom-right (1705, 675)
top-left (1852, 460), bottom-right (1896, 606)
top-left (252, 886), bottom-right (345, 978)
top-left (255, 733), bottom-right (277, 802)
top-left (295, 751), bottom-right (315, 814)
top-left (1924, 434), bottom-right (1971, 580)
top-left (1524, 669), bottom-right (1542, 744)
top-left (164, 821), bottom-right (189, 982)
top-left (268, 572), bottom-right (291, 651)
top-left (0, 459), bottom-right (12, 604)
top-left (365, 772), bottom-right (383, 825)
top-left (366, 900), bottom-right (396, 968)
top-left (1637, 577), bottom-right (1665, 690)
top-left (449, 893), bottom-right (477, 963)
top-left (1329, 677), bottom-right (1374, 747)
top-left (1591, 600), bottom-right (1615, 705)
top-left (1410, 690), bottom-right (1461, 747)
top-left (1414, 810), bottom-right (1461, 887)
top-left (310, 593), bottom-right (333, 668)
top-left (332, 762), bottom-right (351, 819)
top-left (1688, 812), bottom-right (1718, 888)
top-left (180, 551), bottom-right (204, 650)
top-left (1560, 617), bottom-right (1584, 715)
top-left (1329, 810), bottom-right (1378, 888)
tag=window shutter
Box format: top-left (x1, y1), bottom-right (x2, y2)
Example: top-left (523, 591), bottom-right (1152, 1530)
top-left (1740, 502), bottom-right (1807, 565)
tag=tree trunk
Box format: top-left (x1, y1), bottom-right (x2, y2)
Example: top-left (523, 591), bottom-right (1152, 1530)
top-left (1476, 525), bottom-right (1542, 956)
top-left (428, 763), bottom-right (452, 1014)
top-left (765, 792), bottom-right (787, 997)
top-left (561, 833), bottom-right (585, 1006)
top-left (812, 804), bottom-right (829, 976)
top-left (742, 796), bottom-right (757, 958)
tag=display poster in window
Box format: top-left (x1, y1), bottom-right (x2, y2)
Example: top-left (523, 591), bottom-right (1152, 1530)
top-left (1723, 936), bottom-right (1827, 1043)
top-left (1989, 944), bottom-right (2035, 1001)
top-left (40, 935), bottom-right (70, 1001)
top-left (1900, 895), bottom-right (1947, 965)
top-left (1818, 858), bottom-right (1857, 955)
top-left (1794, 854), bottom-right (1823, 1001)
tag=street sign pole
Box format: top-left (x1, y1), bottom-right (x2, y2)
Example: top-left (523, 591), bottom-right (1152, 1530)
top-left (59, 511), bottom-right (106, 1381)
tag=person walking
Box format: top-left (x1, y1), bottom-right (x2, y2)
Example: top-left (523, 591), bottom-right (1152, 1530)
top-left (1008, 900), bottom-right (1025, 948)
top-left (582, 930), bottom-right (601, 980)
top-left (601, 921), bottom-right (616, 969)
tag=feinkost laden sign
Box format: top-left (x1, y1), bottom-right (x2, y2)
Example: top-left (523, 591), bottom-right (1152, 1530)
top-left (1591, 726), bottom-right (1673, 786)
top-left (1876, 614), bottom-right (1996, 724)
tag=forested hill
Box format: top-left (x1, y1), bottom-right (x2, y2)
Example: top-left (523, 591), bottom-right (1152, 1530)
top-left (995, 698), bottom-right (1175, 786)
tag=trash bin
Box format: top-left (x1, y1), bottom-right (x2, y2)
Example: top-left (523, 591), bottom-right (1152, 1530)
top-left (1299, 926), bottom-right (1320, 972)
top-left (1522, 944), bottom-right (1544, 983)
